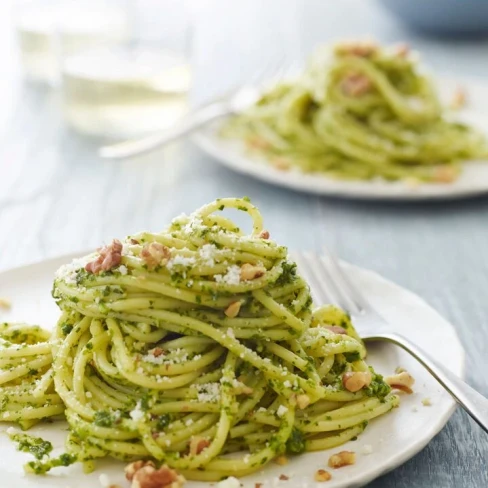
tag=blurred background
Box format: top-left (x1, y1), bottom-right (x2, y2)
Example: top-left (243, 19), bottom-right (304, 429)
top-left (2, 0), bottom-right (488, 272)
top-left (2, 0), bottom-right (488, 267)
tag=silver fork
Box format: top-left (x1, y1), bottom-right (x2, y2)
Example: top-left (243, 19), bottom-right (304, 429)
top-left (98, 60), bottom-right (288, 160)
top-left (295, 249), bottom-right (488, 434)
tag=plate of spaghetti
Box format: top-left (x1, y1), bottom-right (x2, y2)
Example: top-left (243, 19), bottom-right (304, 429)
top-left (195, 41), bottom-right (488, 200)
top-left (0, 198), bottom-right (464, 487)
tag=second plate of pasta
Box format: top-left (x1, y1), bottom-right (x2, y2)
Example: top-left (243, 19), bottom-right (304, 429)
top-left (195, 43), bottom-right (488, 200)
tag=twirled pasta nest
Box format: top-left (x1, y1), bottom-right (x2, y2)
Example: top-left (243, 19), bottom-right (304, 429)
top-left (0, 198), bottom-right (398, 481)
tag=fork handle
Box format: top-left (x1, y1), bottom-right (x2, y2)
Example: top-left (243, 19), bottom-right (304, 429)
top-left (373, 332), bottom-right (488, 434)
top-left (99, 102), bottom-right (231, 160)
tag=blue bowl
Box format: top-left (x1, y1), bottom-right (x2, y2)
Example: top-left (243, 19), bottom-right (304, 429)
top-left (377, 0), bottom-right (488, 36)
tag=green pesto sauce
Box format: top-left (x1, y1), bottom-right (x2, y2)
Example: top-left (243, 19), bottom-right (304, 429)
top-left (93, 410), bottom-right (115, 428)
top-left (60, 323), bottom-right (73, 336)
top-left (365, 371), bottom-right (391, 400)
top-left (26, 453), bottom-right (77, 475)
top-left (343, 351), bottom-right (361, 363)
top-left (10, 433), bottom-right (53, 460)
top-left (286, 428), bottom-right (306, 454)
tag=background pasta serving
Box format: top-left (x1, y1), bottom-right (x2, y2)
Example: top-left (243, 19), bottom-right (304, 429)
top-left (222, 41), bottom-right (488, 182)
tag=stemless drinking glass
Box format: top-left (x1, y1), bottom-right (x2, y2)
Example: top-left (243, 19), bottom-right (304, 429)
top-left (15, 0), bottom-right (130, 86)
top-left (60, 0), bottom-right (193, 138)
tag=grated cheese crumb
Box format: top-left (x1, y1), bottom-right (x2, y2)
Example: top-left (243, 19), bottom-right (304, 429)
top-left (276, 405), bottom-right (288, 418)
top-left (129, 401), bottom-right (145, 422)
top-left (199, 244), bottom-right (217, 267)
top-left (194, 383), bottom-right (221, 403)
top-left (143, 348), bottom-right (189, 366)
top-left (99, 474), bottom-right (111, 487)
top-left (118, 265), bottom-right (128, 275)
top-left (422, 397), bottom-right (432, 406)
top-left (54, 256), bottom-right (91, 284)
top-left (182, 215), bottom-right (205, 235)
top-left (361, 444), bottom-right (373, 455)
top-left (167, 255), bottom-right (196, 272)
top-left (215, 265), bottom-right (241, 285)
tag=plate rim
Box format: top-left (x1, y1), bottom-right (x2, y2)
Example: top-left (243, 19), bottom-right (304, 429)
top-left (0, 252), bottom-right (466, 488)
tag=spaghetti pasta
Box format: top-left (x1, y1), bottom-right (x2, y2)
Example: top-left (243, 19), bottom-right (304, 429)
top-left (222, 41), bottom-right (487, 182)
top-left (1, 198), bottom-right (398, 480)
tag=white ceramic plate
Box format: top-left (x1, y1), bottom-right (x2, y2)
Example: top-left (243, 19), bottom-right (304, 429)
top-left (194, 77), bottom-right (488, 200)
top-left (0, 253), bottom-right (465, 488)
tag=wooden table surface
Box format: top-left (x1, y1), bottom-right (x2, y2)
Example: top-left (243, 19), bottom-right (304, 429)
top-left (0, 1), bottom-right (487, 486)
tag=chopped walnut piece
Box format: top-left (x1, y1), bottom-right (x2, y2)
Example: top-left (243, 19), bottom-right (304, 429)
top-left (341, 73), bottom-right (372, 97)
top-left (279, 474), bottom-right (289, 481)
top-left (296, 394), bottom-right (311, 410)
top-left (240, 263), bottom-right (266, 281)
top-left (314, 469), bottom-right (332, 482)
top-left (130, 464), bottom-right (185, 488)
top-left (240, 384), bottom-right (254, 395)
top-left (125, 461), bottom-right (155, 481)
top-left (324, 325), bottom-right (347, 335)
top-left (130, 238), bottom-right (140, 245)
top-left (404, 177), bottom-right (421, 189)
top-left (189, 437), bottom-right (211, 456)
top-left (224, 301), bottom-right (242, 318)
top-left (255, 484), bottom-right (263, 488)
top-left (247, 135), bottom-right (270, 150)
top-left (151, 348), bottom-right (165, 358)
top-left (342, 371), bottom-right (372, 392)
top-left (335, 40), bottom-right (378, 57)
top-left (259, 230), bottom-right (270, 239)
top-left (231, 380), bottom-right (253, 396)
top-left (141, 242), bottom-right (171, 269)
top-left (394, 43), bottom-right (410, 58)
top-left (274, 455), bottom-right (288, 466)
top-left (0, 297), bottom-right (11, 309)
top-left (85, 239), bottom-right (123, 274)
top-left (385, 371), bottom-right (415, 394)
top-left (433, 166), bottom-right (457, 183)
top-left (451, 86), bottom-right (467, 109)
top-left (271, 157), bottom-right (291, 171)
top-left (328, 451), bottom-right (356, 469)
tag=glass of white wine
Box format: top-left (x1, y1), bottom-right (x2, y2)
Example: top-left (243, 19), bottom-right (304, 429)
top-left (59, 0), bottom-right (193, 139)
top-left (16, 0), bottom-right (131, 86)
